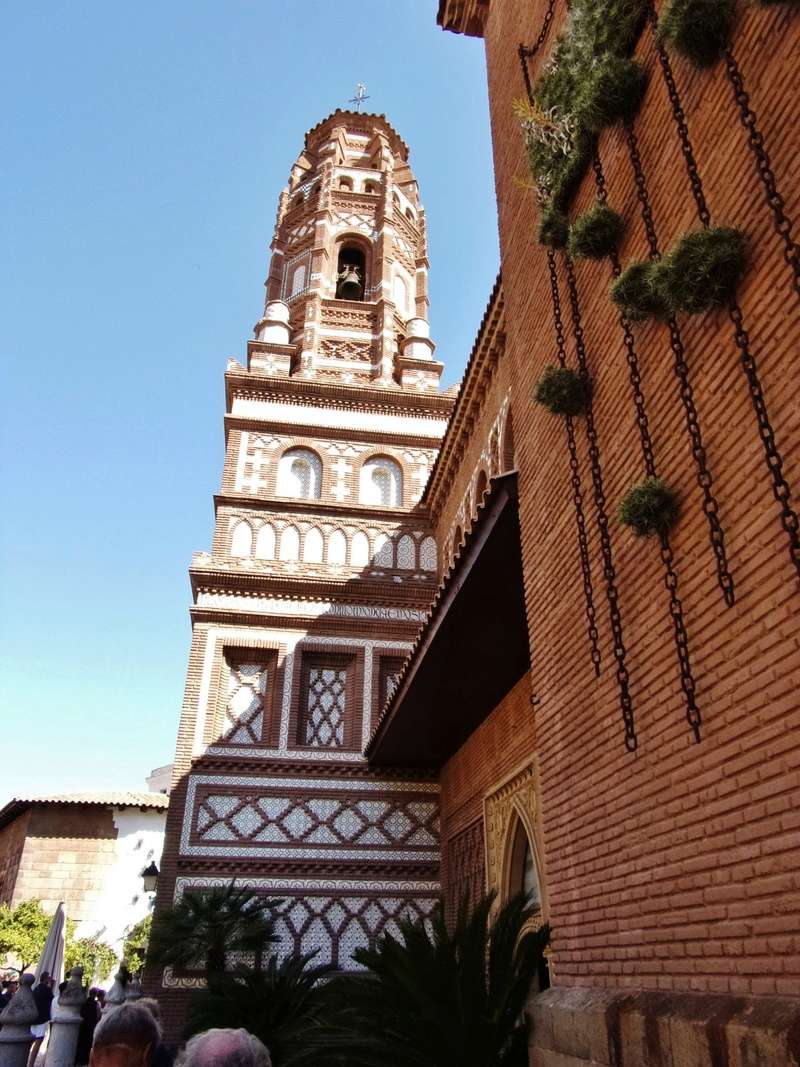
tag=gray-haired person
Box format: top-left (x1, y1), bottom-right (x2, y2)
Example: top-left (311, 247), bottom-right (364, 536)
top-left (177, 1029), bottom-right (272, 1067)
top-left (89, 1002), bottom-right (161, 1067)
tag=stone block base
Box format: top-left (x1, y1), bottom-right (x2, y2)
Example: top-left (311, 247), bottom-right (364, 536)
top-left (527, 986), bottom-right (800, 1066)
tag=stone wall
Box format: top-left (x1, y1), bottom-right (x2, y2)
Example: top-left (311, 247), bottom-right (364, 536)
top-left (0, 811), bottom-right (30, 904)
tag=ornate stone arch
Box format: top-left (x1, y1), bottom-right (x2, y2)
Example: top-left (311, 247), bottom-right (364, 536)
top-left (484, 763), bottom-right (545, 920)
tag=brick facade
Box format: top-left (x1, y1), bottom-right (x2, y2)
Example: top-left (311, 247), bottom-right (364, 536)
top-left (435, 0), bottom-right (800, 1062)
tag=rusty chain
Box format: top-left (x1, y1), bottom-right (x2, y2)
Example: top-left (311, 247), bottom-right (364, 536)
top-left (591, 152), bottom-right (703, 742)
top-left (647, 4), bottom-right (800, 584)
top-left (547, 249), bottom-right (602, 676)
top-left (562, 253), bottom-right (637, 750)
top-left (724, 47), bottom-right (800, 303)
top-left (518, 0), bottom-right (557, 101)
top-left (621, 128), bottom-right (735, 606)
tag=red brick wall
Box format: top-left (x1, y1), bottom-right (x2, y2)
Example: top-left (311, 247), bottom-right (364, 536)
top-left (440, 672), bottom-right (536, 904)
top-left (0, 811), bottom-right (30, 905)
top-left (479, 0), bottom-right (800, 996)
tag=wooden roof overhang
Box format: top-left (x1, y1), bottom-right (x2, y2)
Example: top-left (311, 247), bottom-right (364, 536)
top-left (366, 472), bottom-right (529, 769)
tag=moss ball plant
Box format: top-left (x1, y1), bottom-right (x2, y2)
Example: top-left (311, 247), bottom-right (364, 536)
top-left (579, 57), bottom-right (649, 131)
top-left (533, 365), bottom-right (592, 416)
top-left (658, 227), bottom-right (747, 313)
top-left (659, 0), bottom-right (736, 68)
top-left (538, 207), bottom-right (570, 249)
top-left (568, 202), bottom-right (626, 259)
top-left (517, 0), bottom-right (648, 221)
top-left (610, 262), bottom-right (671, 321)
top-left (618, 477), bottom-right (681, 537)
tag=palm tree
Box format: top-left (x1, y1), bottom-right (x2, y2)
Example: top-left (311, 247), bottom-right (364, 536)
top-left (184, 951), bottom-right (338, 1067)
top-left (310, 891), bottom-right (550, 1067)
top-left (148, 879), bottom-right (282, 975)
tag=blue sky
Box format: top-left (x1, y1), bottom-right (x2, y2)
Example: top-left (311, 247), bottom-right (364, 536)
top-left (0, 2), bottom-right (498, 803)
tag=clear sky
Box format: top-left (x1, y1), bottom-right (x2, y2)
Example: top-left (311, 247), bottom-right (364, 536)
top-left (0, 2), bottom-right (499, 804)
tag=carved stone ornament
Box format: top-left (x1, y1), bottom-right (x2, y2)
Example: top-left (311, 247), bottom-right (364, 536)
top-left (483, 762), bottom-right (537, 900)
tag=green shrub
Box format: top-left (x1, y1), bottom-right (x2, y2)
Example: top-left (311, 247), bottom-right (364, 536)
top-left (658, 227), bottom-right (747, 313)
top-left (579, 57), bottom-right (649, 130)
top-left (568, 202), bottom-right (625, 259)
top-left (538, 207), bottom-right (570, 249)
top-left (618, 478), bottom-right (681, 537)
top-left (533, 365), bottom-right (592, 416)
top-left (659, 0), bottom-right (737, 68)
top-left (517, 0), bottom-right (648, 214)
top-left (610, 261), bottom-right (670, 321)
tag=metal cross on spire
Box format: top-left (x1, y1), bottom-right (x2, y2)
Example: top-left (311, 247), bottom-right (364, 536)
top-left (349, 83), bottom-right (370, 112)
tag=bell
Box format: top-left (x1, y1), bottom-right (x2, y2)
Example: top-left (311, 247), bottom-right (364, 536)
top-left (337, 267), bottom-right (362, 300)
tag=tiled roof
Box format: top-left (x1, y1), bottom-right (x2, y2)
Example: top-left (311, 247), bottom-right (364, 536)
top-left (0, 792), bottom-right (169, 830)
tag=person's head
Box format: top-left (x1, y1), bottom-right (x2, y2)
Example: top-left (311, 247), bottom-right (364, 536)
top-left (89, 1002), bottom-right (161, 1067)
top-left (97, 990), bottom-right (106, 1005)
top-left (39, 972), bottom-right (52, 988)
top-left (177, 1029), bottom-right (272, 1067)
top-left (8, 979), bottom-right (18, 994)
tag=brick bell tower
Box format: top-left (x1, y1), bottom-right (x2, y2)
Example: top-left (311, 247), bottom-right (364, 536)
top-left (152, 109), bottom-right (456, 1027)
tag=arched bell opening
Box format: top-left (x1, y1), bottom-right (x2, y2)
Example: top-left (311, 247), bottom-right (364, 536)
top-left (336, 240), bottom-right (368, 301)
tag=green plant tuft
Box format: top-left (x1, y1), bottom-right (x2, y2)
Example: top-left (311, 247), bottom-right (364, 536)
top-left (659, 0), bottom-right (736, 68)
top-left (538, 207), bottom-right (570, 249)
top-left (533, 365), bottom-right (592, 416)
top-left (618, 477), bottom-right (681, 537)
top-left (658, 226), bottom-right (747, 313)
top-left (568, 202), bottom-right (626, 259)
top-left (610, 261), bottom-right (671, 321)
top-left (516, 0), bottom-right (648, 216)
top-left (579, 57), bottom-right (649, 130)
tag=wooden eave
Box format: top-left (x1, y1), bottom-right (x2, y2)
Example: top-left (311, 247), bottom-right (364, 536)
top-left (366, 473), bottom-right (529, 768)
top-left (437, 0), bottom-right (489, 37)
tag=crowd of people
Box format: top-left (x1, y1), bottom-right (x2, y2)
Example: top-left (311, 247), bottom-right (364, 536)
top-left (0, 974), bottom-right (272, 1067)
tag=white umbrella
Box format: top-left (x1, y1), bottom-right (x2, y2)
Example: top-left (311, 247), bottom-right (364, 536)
top-left (34, 902), bottom-right (66, 984)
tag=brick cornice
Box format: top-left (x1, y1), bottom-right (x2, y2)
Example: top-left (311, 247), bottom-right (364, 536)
top-left (213, 492), bottom-right (433, 525)
top-left (222, 415), bottom-right (445, 449)
top-left (189, 565), bottom-right (435, 606)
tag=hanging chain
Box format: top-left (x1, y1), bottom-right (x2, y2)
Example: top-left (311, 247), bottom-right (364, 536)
top-left (724, 47), bottom-right (800, 302)
top-left (621, 129), bottom-right (735, 606)
top-left (729, 301), bottom-right (800, 576)
top-left (547, 249), bottom-right (602, 675)
top-left (590, 152), bottom-right (703, 741)
top-left (562, 252), bottom-right (637, 750)
top-left (647, 5), bottom-right (800, 584)
top-left (518, 0), bottom-right (557, 101)
top-left (660, 535), bottom-right (702, 742)
top-left (647, 6), bottom-right (711, 226)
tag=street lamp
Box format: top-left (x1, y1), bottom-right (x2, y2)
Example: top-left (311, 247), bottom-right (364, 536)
top-left (141, 862), bottom-right (159, 894)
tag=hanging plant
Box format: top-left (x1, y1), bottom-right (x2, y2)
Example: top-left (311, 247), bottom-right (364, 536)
top-left (610, 261), bottom-right (670, 321)
top-left (533, 365), bottom-right (592, 416)
top-left (568, 202), bottom-right (626, 259)
top-left (618, 478), bottom-right (681, 537)
top-left (515, 0), bottom-right (648, 233)
top-left (659, 227), bottom-right (748, 313)
top-left (659, 0), bottom-right (736, 68)
top-left (579, 57), bottom-right (649, 131)
top-left (538, 207), bottom-right (570, 249)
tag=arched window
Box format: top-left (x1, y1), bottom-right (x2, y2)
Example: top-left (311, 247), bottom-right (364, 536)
top-left (396, 534), bottom-right (415, 570)
top-left (359, 457), bottom-right (403, 507)
top-left (291, 192), bottom-right (304, 208)
top-left (328, 529), bottom-right (347, 565)
top-left (351, 530), bottom-right (369, 566)
top-left (277, 448), bottom-right (322, 499)
top-left (393, 272), bottom-right (410, 316)
top-left (303, 527), bottom-right (324, 563)
top-left (255, 523), bottom-right (276, 560)
top-left (289, 264), bottom-right (306, 297)
top-left (338, 176), bottom-right (353, 191)
top-left (405, 207), bottom-right (414, 222)
top-left (231, 520), bottom-right (252, 558)
top-left (279, 525), bottom-right (300, 561)
top-left (508, 818), bottom-right (542, 909)
top-left (372, 533), bottom-right (394, 568)
top-left (364, 181), bottom-right (378, 194)
top-left (452, 525), bottom-right (463, 559)
top-left (419, 536), bottom-right (437, 572)
top-left (336, 243), bottom-right (366, 300)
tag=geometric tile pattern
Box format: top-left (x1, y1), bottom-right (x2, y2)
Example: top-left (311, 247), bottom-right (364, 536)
top-left (196, 791), bottom-right (439, 854)
top-left (303, 667), bottom-right (346, 747)
top-left (222, 662), bottom-right (268, 745)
